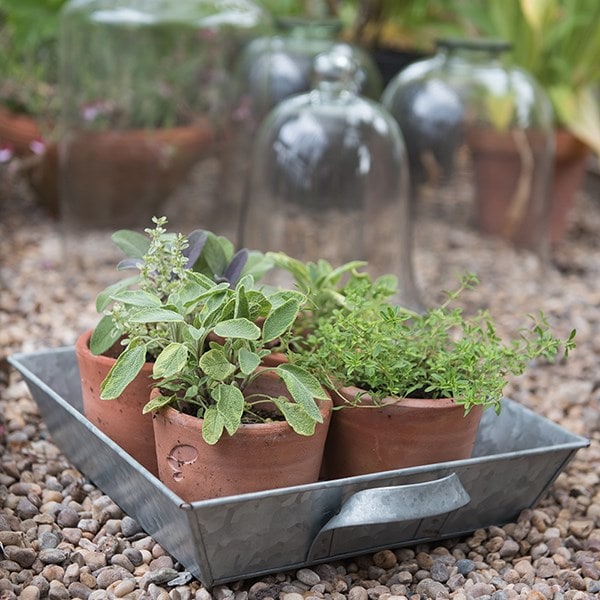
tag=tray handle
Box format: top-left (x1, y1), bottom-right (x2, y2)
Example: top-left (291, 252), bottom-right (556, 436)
top-left (307, 473), bottom-right (470, 561)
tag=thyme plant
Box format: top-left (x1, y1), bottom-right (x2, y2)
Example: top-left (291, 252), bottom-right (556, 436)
top-left (296, 273), bottom-right (576, 414)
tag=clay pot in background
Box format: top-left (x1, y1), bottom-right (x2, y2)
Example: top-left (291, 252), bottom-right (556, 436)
top-left (550, 129), bottom-right (590, 243)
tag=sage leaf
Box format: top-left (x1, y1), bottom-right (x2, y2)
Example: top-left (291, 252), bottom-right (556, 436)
top-left (153, 343), bottom-right (188, 379)
top-left (143, 392), bottom-right (173, 414)
top-left (274, 399), bottom-right (316, 436)
top-left (214, 384), bottom-right (244, 436)
top-left (110, 290), bottom-right (162, 307)
top-left (111, 229), bottom-right (150, 258)
top-left (100, 343), bottom-right (147, 399)
top-left (128, 307), bottom-right (184, 323)
top-left (239, 348), bottom-right (260, 375)
top-left (95, 275), bottom-right (139, 312)
top-left (199, 348), bottom-right (236, 380)
top-left (213, 318), bottom-right (261, 340)
top-left (262, 298), bottom-right (300, 342)
top-left (89, 315), bottom-right (120, 356)
top-left (234, 284), bottom-right (249, 319)
top-left (202, 406), bottom-right (224, 445)
top-left (277, 365), bottom-right (326, 422)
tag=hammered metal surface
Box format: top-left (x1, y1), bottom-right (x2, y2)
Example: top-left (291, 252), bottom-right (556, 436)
top-left (9, 348), bottom-right (589, 587)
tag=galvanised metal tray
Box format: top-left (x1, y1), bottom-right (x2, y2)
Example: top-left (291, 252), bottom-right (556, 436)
top-left (9, 348), bottom-right (589, 588)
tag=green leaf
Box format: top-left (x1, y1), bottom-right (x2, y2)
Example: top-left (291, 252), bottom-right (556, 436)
top-left (128, 307), bottom-right (184, 323)
top-left (202, 406), bottom-right (224, 445)
top-left (170, 275), bottom-right (218, 314)
top-left (273, 399), bottom-right (316, 436)
top-left (234, 284), bottom-right (250, 319)
top-left (89, 315), bottom-right (120, 356)
top-left (213, 318), bottom-right (261, 340)
top-left (95, 275), bottom-right (140, 312)
top-left (143, 392), bottom-right (173, 414)
top-left (111, 229), bottom-right (150, 258)
top-left (262, 298), bottom-right (300, 342)
top-left (243, 251), bottom-right (274, 281)
top-left (153, 343), bottom-right (188, 379)
top-left (193, 233), bottom-right (232, 278)
top-left (110, 290), bottom-right (162, 308)
top-left (100, 342), bottom-right (147, 399)
top-left (239, 348), bottom-right (260, 375)
top-left (276, 365), bottom-right (325, 423)
top-left (277, 364), bottom-right (330, 400)
top-left (199, 348), bottom-right (236, 380)
top-left (214, 383), bottom-right (244, 436)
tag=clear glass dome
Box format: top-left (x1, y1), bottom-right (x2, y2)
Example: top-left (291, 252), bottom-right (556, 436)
top-left (58, 0), bottom-right (267, 246)
top-left (219, 20), bottom-right (383, 240)
top-left (241, 47), bottom-right (420, 310)
top-left (231, 19), bottom-right (383, 126)
top-left (382, 38), bottom-right (554, 260)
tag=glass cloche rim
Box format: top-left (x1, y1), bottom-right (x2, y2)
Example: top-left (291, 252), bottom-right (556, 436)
top-left (435, 38), bottom-right (513, 53)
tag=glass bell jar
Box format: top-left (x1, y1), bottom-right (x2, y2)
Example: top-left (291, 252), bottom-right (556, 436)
top-left (241, 47), bottom-right (421, 310)
top-left (221, 18), bottom-right (383, 237)
top-left (58, 0), bottom-right (267, 266)
top-left (381, 38), bottom-right (554, 261)
top-left (231, 20), bottom-right (383, 126)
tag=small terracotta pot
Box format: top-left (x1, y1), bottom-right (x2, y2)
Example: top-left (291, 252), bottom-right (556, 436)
top-left (0, 106), bottom-right (42, 156)
top-left (550, 130), bottom-right (590, 243)
top-left (468, 127), bottom-right (591, 246)
top-left (322, 386), bottom-right (484, 479)
top-left (75, 329), bottom-right (158, 475)
top-left (60, 121), bottom-right (214, 228)
top-left (151, 371), bottom-right (332, 502)
top-left (467, 127), bottom-right (550, 249)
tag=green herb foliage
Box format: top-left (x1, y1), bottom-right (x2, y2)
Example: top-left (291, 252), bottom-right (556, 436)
top-left (267, 252), bottom-right (397, 340)
top-left (90, 216), bottom-right (270, 358)
top-left (100, 268), bottom-right (327, 444)
top-left (295, 273), bottom-right (575, 414)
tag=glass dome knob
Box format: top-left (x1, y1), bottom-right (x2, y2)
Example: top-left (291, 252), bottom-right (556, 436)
top-left (311, 46), bottom-right (360, 96)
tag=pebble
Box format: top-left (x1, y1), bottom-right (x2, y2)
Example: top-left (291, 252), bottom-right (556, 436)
top-left (1, 191), bottom-right (600, 599)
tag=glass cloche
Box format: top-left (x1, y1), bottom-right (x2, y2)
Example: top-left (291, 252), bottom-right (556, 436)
top-left (381, 38), bottom-right (554, 259)
top-left (241, 47), bottom-right (421, 310)
top-left (58, 0), bottom-right (268, 244)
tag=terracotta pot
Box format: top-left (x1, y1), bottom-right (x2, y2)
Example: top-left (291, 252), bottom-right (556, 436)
top-left (0, 107), bottom-right (60, 218)
top-left (60, 121), bottom-right (214, 228)
top-left (468, 127), bottom-right (591, 246)
top-left (322, 386), bottom-right (484, 479)
top-left (467, 128), bottom-right (550, 249)
top-left (22, 142), bottom-right (60, 218)
top-left (0, 106), bottom-right (42, 156)
top-left (151, 371), bottom-right (332, 502)
top-left (550, 130), bottom-right (590, 243)
top-left (75, 329), bottom-right (158, 475)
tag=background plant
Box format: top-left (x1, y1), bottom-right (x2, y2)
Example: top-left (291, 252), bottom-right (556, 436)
top-left (450, 0), bottom-right (600, 156)
top-left (295, 273), bottom-right (576, 414)
top-left (60, 2), bottom-right (267, 131)
top-left (0, 0), bottom-right (67, 123)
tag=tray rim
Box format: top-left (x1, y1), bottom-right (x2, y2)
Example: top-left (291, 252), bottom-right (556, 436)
top-left (8, 346), bottom-right (590, 508)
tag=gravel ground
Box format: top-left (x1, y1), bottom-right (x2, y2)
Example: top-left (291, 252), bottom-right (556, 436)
top-left (0, 172), bottom-right (599, 599)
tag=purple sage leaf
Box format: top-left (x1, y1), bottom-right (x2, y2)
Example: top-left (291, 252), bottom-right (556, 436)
top-left (183, 230), bottom-right (209, 269)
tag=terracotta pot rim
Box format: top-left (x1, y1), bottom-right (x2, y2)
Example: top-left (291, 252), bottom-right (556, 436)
top-left (68, 120), bottom-right (214, 139)
top-left (336, 385), bottom-right (469, 410)
top-left (154, 387), bottom-right (332, 436)
top-left (75, 329), bottom-right (154, 373)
